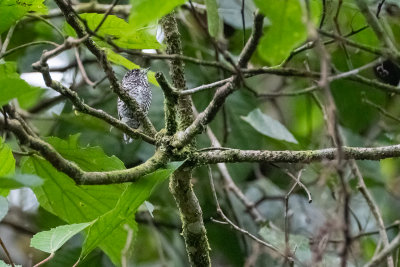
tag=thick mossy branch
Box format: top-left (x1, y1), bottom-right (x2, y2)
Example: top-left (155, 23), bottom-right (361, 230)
top-left (54, 0), bottom-right (157, 137)
top-left (1, 118), bottom-right (167, 184)
top-left (170, 168), bottom-right (210, 267)
top-left (161, 13), bottom-right (211, 267)
top-left (193, 145), bottom-right (400, 165)
top-left (155, 72), bottom-right (178, 136)
top-left (161, 13), bottom-right (194, 130)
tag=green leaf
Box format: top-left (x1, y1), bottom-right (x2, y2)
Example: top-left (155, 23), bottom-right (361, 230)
top-left (0, 173), bottom-right (43, 189)
top-left (0, 137), bottom-right (15, 176)
top-left (0, 196), bottom-right (8, 222)
top-left (0, 61), bottom-right (44, 108)
top-left (241, 109), bottom-right (298, 144)
top-left (0, 0), bottom-right (47, 34)
top-left (31, 222), bottom-right (93, 253)
top-left (45, 134), bottom-right (125, 172)
top-left (77, 13), bottom-right (161, 49)
top-left (20, 133), bottom-right (138, 265)
top-left (0, 77), bottom-right (42, 107)
top-left (129, 0), bottom-right (186, 28)
top-left (104, 48), bottom-right (159, 87)
top-left (104, 48), bottom-right (140, 70)
top-left (254, 0), bottom-right (321, 65)
top-left (21, 134), bottom-right (127, 264)
top-left (80, 161), bottom-right (183, 259)
top-left (205, 0), bottom-right (220, 37)
top-left (0, 61), bottom-right (17, 76)
top-left (21, 156), bottom-right (127, 265)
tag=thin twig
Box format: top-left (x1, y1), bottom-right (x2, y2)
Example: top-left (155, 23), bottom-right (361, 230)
top-left (93, 0), bottom-right (120, 34)
top-left (0, 41), bottom-right (59, 59)
top-left (33, 253), bottom-right (54, 267)
top-left (0, 22), bottom-right (17, 56)
top-left (179, 77), bottom-right (233, 95)
top-left (27, 14), bottom-right (66, 39)
top-left (0, 237), bottom-right (15, 267)
top-left (362, 97), bottom-right (400, 123)
top-left (376, 0), bottom-right (387, 18)
top-left (351, 161), bottom-right (394, 267)
top-left (207, 166), bottom-right (291, 260)
top-left (74, 47), bottom-right (95, 86)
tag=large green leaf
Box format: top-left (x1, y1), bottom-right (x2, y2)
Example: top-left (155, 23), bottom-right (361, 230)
top-left (241, 109), bottom-right (298, 144)
top-left (75, 13), bottom-right (161, 49)
top-left (21, 135), bottom-right (127, 264)
top-left (45, 134), bottom-right (125, 172)
top-left (31, 222), bottom-right (93, 254)
top-left (81, 161), bottom-right (182, 260)
top-left (0, 0), bottom-right (47, 34)
top-left (254, 0), bottom-right (321, 65)
top-left (20, 135), bottom-right (177, 265)
top-left (205, 0), bottom-right (220, 37)
top-left (21, 157), bottom-right (127, 265)
top-left (129, 0), bottom-right (186, 28)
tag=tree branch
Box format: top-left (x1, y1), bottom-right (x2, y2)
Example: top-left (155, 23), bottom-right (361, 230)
top-left (155, 72), bottom-right (178, 136)
top-left (160, 13), bottom-right (211, 267)
top-left (194, 144), bottom-right (400, 165)
top-left (1, 117), bottom-right (166, 185)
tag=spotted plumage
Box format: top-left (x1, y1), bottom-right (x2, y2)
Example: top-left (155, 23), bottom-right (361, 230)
top-left (117, 68), bottom-right (152, 143)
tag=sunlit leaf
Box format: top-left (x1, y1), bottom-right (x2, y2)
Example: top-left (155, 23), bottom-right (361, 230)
top-left (0, 61), bottom-right (17, 76)
top-left (0, 137), bottom-right (15, 176)
top-left (129, 0), bottom-right (186, 28)
top-left (0, 0), bottom-right (47, 34)
top-left (254, 0), bottom-right (321, 65)
top-left (31, 222), bottom-right (93, 253)
top-left (78, 13), bottom-right (161, 49)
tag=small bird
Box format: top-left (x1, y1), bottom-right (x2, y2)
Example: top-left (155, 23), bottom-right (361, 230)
top-left (373, 59), bottom-right (400, 86)
top-left (117, 68), bottom-right (152, 143)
